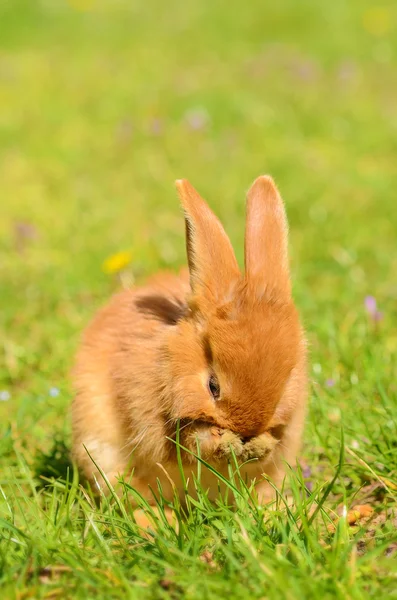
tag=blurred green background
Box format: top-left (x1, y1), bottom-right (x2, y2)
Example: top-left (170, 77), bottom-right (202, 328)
top-left (1, 0), bottom-right (396, 467)
top-left (1, 1), bottom-right (397, 597)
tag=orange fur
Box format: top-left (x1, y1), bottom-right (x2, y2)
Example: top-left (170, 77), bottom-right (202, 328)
top-left (71, 176), bottom-right (307, 505)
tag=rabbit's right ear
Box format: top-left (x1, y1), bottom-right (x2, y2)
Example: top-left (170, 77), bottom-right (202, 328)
top-left (176, 179), bottom-right (240, 304)
top-left (245, 176), bottom-right (291, 299)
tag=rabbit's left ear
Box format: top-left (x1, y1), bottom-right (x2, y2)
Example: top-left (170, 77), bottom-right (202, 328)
top-left (244, 176), bottom-right (291, 299)
top-left (176, 179), bottom-right (240, 303)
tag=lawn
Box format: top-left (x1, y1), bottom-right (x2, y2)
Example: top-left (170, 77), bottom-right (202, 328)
top-left (1, 0), bottom-right (397, 598)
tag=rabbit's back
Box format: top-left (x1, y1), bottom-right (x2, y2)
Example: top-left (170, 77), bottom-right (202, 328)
top-left (71, 270), bottom-right (190, 486)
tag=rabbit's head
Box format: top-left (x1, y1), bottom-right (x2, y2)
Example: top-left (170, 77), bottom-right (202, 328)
top-left (163, 176), bottom-right (304, 447)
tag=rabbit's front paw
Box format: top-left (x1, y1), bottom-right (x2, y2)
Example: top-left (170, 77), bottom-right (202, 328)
top-left (214, 429), bottom-right (244, 459)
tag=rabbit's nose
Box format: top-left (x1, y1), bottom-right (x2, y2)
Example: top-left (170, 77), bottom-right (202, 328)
top-left (241, 436), bottom-right (253, 445)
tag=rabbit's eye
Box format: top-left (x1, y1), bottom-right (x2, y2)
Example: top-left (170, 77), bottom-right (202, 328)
top-left (208, 374), bottom-right (220, 400)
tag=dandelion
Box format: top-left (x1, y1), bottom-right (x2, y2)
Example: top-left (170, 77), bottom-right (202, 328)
top-left (102, 250), bottom-right (133, 275)
top-left (362, 8), bottom-right (391, 37)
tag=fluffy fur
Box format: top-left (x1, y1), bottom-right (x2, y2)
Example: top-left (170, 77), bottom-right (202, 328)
top-left (72, 176), bottom-right (307, 505)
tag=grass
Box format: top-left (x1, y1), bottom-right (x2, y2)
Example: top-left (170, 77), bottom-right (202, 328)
top-left (1, 0), bottom-right (397, 597)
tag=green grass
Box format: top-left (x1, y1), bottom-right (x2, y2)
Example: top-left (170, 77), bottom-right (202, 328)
top-left (1, 0), bottom-right (397, 597)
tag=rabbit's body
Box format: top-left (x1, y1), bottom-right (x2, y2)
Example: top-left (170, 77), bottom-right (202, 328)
top-left (72, 177), bottom-right (307, 505)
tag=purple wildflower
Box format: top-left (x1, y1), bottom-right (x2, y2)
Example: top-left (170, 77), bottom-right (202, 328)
top-left (365, 295), bottom-right (377, 313)
top-left (325, 378), bottom-right (335, 388)
top-left (14, 221), bottom-right (38, 253)
top-left (115, 119), bottom-right (133, 144)
top-left (184, 107), bottom-right (210, 131)
top-left (291, 57), bottom-right (318, 82)
top-left (301, 465), bottom-right (313, 492)
top-left (149, 118), bottom-right (163, 136)
top-left (337, 60), bottom-right (358, 82)
top-left (364, 296), bottom-right (383, 322)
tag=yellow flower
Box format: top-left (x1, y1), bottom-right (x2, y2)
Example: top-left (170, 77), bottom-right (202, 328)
top-left (362, 8), bottom-right (391, 37)
top-left (102, 250), bottom-right (132, 274)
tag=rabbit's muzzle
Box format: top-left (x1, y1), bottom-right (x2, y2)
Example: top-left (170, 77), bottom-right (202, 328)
top-left (181, 423), bottom-right (279, 463)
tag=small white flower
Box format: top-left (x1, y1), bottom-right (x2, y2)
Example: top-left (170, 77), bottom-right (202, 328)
top-left (0, 390), bottom-right (10, 401)
top-left (49, 387), bottom-right (60, 397)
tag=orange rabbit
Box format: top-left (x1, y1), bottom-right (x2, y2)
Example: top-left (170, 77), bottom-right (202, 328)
top-left (72, 176), bottom-right (307, 510)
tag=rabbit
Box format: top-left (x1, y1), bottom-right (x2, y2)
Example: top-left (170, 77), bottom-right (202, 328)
top-left (71, 175), bottom-right (307, 519)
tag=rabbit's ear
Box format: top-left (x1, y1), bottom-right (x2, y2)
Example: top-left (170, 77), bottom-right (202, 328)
top-left (244, 176), bottom-right (291, 299)
top-left (176, 179), bottom-right (240, 302)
